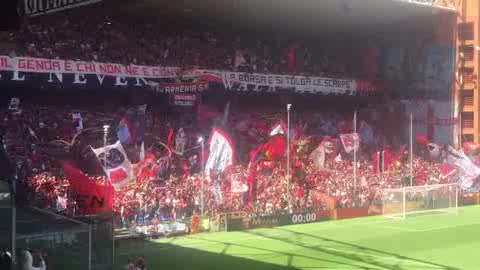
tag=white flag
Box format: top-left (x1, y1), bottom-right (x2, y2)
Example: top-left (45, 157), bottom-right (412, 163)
top-left (205, 129), bottom-right (234, 177)
top-left (447, 146), bottom-right (480, 189)
top-left (269, 121), bottom-right (287, 137)
top-left (139, 141), bottom-right (145, 162)
top-left (339, 133), bottom-right (360, 153)
top-left (92, 141), bottom-right (133, 190)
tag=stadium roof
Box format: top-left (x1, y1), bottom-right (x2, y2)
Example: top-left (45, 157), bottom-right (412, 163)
top-left (114, 0), bottom-right (455, 34)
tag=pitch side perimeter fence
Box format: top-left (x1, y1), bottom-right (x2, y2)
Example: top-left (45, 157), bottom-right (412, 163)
top-left (0, 201), bottom-right (113, 270)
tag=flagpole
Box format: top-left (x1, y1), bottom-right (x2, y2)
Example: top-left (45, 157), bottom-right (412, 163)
top-left (286, 104), bottom-right (292, 205)
top-left (376, 151), bottom-right (380, 175)
top-left (198, 137), bottom-right (205, 216)
top-left (353, 111), bottom-right (357, 196)
top-left (11, 176), bottom-right (16, 266)
top-left (381, 150), bottom-right (385, 173)
top-left (103, 125), bottom-right (109, 185)
top-left (103, 125), bottom-right (115, 267)
top-left (410, 113), bottom-right (413, 186)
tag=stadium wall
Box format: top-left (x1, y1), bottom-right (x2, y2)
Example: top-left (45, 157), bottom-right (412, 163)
top-left (131, 192), bottom-right (479, 237)
top-left (455, 0), bottom-right (480, 145)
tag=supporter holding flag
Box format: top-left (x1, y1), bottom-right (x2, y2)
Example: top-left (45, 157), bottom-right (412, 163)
top-left (234, 49), bottom-right (247, 71)
top-left (175, 128), bottom-right (187, 155)
top-left (247, 121), bottom-right (288, 202)
top-left (61, 162), bottom-right (114, 215)
top-left (287, 42), bottom-right (302, 73)
top-left (339, 133), bottom-right (360, 154)
top-left (72, 112), bottom-right (83, 132)
top-left (8, 97), bottom-right (21, 114)
top-left (117, 118), bottom-right (131, 145)
top-left (359, 120), bottom-right (374, 146)
top-left (117, 105), bottom-right (147, 146)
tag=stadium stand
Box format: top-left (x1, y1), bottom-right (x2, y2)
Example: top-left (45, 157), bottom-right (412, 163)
top-left (0, 3), bottom-right (476, 270)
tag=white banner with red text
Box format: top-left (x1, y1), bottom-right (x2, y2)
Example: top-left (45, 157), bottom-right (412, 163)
top-left (0, 55), bottom-right (201, 78)
top-left (171, 94), bottom-right (197, 107)
top-left (0, 55), bottom-right (387, 94)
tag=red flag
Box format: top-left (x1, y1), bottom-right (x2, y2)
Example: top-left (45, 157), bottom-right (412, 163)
top-left (416, 133), bottom-right (429, 146)
top-left (383, 149), bottom-right (393, 171)
top-left (62, 163), bottom-right (113, 215)
top-left (287, 47), bottom-right (296, 73)
top-left (167, 128), bottom-right (175, 149)
top-left (263, 135), bottom-right (286, 161)
top-left (287, 43), bottom-right (301, 73)
top-left (109, 168), bottom-right (129, 183)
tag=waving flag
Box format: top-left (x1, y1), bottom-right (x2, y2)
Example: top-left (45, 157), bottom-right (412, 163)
top-left (446, 146), bottom-right (480, 189)
top-left (416, 133), bottom-right (429, 146)
top-left (92, 141), bottom-right (133, 190)
top-left (72, 112), bottom-right (83, 131)
top-left (339, 133), bottom-right (360, 153)
top-left (264, 135), bottom-right (286, 161)
top-left (269, 121), bottom-right (287, 137)
top-left (205, 129), bottom-right (234, 177)
top-left (309, 144), bottom-right (326, 169)
top-left (117, 118), bottom-right (131, 144)
top-left (62, 162), bottom-right (113, 215)
top-left (248, 121), bottom-right (288, 161)
top-left (117, 104), bottom-right (147, 145)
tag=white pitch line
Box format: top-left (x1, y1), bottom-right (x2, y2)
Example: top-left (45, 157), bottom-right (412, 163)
top-left (365, 223), bottom-right (420, 232)
top-left (318, 246), bottom-right (446, 268)
top-left (415, 220), bottom-right (480, 232)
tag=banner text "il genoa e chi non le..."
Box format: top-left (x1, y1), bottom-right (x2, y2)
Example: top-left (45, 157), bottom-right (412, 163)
top-left (0, 56), bottom-right (201, 78)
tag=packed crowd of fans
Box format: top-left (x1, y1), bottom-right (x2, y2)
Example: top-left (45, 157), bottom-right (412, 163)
top-left (0, 7), bottom-right (375, 79)
top-left (1, 97), bottom-right (453, 230)
top-left (0, 4), bottom-right (459, 230)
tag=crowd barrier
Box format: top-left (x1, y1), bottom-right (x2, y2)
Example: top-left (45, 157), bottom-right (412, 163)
top-left (130, 192), bottom-right (480, 238)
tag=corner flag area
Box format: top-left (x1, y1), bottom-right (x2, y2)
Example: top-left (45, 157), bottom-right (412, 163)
top-left (117, 206), bottom-right (480, 270)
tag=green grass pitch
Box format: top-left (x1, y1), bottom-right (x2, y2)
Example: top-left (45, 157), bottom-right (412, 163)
top-left (116, 206), bottom-right (480, 270)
